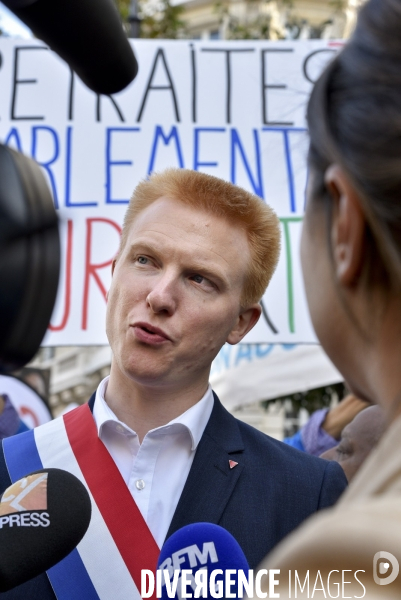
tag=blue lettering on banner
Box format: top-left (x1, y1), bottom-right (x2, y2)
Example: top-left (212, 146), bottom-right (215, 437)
top-left (262, 127), bottom-right (307, 213)
top-left (0, 124), bottom-right (307, 219)
top-left (235, 344), bottom-right (253, 366)
top-left (65, 126), bottom-right (97, 207)
top-left (193, 128), bottom-right (226, 171)
top-left (255, 344), bottom-right (273, 358)
top-left (148, 125), bottom-right (184, 174)
top-left (105, 127), bottom-right (140, 204)
top-left (211, 343), bottom-right (297, 375)
top-left (31, 126), bottom-right (60, 209)
top-left (231, 128), bottom-right (264, 198)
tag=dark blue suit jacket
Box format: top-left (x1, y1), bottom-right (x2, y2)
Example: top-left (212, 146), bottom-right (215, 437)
top-left (0, 393), bottom-right (347, 599)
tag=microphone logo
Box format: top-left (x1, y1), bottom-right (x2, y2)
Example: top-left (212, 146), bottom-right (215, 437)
top-left (1, 473), bottom-right (48, 514)
top-left (0, 473), bottom-right (50, 528)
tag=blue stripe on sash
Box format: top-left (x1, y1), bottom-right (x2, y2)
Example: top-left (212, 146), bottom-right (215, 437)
top-left (47, 552), bottom-right (101, 599)
top-left (3, 430), bottom-right (100, 600)
top-left (4, 429), bottom-right (42, 479)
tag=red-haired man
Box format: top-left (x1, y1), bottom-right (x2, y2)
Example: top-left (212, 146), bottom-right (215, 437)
top-left (0, 169), bottom-right (347, 599)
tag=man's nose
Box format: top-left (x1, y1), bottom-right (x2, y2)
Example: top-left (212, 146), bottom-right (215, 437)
top-left (146, 272), bottom-right (178, 316)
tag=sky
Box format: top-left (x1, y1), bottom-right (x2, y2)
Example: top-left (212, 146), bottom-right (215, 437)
top-left (0, 2), bottom-right (32, 38)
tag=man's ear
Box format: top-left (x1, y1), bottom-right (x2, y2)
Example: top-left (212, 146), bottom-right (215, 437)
top-left (325, 164), bottom-right (366, 287)
top-left (226, 304), bottom-right (262, 345)
top-left (107, 259), bottom-right (117, 301)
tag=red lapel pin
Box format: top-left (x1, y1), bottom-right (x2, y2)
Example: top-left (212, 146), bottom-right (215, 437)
top-left (229, 460), bottom-right (238, 469)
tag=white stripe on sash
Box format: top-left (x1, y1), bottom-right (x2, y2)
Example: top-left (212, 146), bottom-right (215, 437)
top-left (34, 417), bottom-right (142, 600)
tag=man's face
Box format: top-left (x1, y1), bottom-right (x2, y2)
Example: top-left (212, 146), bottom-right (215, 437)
top-left (106, 197), bottom-right (258, 390)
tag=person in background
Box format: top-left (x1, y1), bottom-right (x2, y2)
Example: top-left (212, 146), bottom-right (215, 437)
top-left (0, 394), bottom-right (29, 440)
top-left (284, 393), bottom-right (369, 456)
top-left (320, 405), bottom-right (386, 482)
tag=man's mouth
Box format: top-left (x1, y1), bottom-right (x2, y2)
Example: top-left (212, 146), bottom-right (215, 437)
top-left (132, 322), bottom-right (171, 344)
top-left (142, 326), bottom-right (154, 334)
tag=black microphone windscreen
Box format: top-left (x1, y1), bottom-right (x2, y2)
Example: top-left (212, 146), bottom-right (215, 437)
top-left (3, 0), bottom-right (138, 95)
top-left (0, 468), bottom-right (91, 592)
top-left (0, 145), bottom-right (60, 374)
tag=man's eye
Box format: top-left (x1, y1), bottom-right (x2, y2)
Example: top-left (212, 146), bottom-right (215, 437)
top-left (137, 256), bottom-right (148, 265)
top-left (190, 274), bottom-right (215, 290)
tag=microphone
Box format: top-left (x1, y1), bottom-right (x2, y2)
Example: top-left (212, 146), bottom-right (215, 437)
top-left (2, 0), bottom-right (138, 95)
top-left (155, 523), bottom-right (249, 599)
top-left (0, 468), bottom-right (91, 592)
top-left (0, 145), bottom-right (60, 373)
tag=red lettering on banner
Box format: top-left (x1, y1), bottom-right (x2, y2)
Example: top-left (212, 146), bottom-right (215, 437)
top-left (82, 218), bottom-right (122, 330)
top-left (49, 220), bottom-right (73, 332)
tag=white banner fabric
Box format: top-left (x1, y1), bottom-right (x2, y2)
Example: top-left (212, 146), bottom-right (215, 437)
top-left (210, 344), bottom-right (343, 411)
top-left (0, 39), bottom-right (343, 345)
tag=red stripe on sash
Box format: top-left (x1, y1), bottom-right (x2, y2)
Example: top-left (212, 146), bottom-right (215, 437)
top-left (64, 404), bottom-right (159, 598)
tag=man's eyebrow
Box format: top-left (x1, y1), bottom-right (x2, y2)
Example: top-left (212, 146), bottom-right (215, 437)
top-left (127, 241), bottom-right (159, 255)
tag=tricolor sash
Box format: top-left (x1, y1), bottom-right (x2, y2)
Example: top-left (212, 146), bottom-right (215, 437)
top-left (2, 404), bottom-right (160, 599)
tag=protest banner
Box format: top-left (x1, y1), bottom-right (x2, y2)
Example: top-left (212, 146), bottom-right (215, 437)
top-left (0, 38), bottom-right (342, 344)
top-left (210, 343), bottom-right (342, 410)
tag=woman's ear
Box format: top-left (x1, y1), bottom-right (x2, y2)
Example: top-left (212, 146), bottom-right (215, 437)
top-left (325, 164), bottom-right (366, 287)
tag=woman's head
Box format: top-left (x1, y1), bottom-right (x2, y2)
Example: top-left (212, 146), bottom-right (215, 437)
top-left (302, 0), bottom-right (401, 404)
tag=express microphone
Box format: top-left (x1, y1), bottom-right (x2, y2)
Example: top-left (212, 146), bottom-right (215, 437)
top-left (2, 0), bottom-right (138, 95)
top-left (0, 467), bottom-right (91, 592)
top-left (155, 523), bottom-right (250, 599)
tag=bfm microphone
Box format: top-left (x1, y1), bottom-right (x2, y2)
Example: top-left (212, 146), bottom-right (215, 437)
top-left (2, 0), bottom-right (138, 95)
top-left (155, 523), bottom-right (249, 599)
top-left (0, 467), bottom-right (91, 592)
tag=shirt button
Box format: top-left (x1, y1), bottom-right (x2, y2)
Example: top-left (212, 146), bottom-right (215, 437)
top-left (116, 424), bottom-right (125, 433)
top-left (135, 479), bottom-right (145, 490)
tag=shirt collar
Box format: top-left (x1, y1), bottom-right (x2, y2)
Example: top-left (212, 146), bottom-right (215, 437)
top-left (93, 376), bottom-right (214, 451)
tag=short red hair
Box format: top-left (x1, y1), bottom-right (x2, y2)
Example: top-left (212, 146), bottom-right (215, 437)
top-left (119, 169), bottom-right (281, 306)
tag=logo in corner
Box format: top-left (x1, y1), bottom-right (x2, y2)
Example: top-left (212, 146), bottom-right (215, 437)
top-left (0, 473), bottom-right (48, 515)
top-left (373, 551), bottom-right (399, 586)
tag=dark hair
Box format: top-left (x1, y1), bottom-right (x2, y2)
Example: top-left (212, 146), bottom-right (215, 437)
top-left (307, 0), bottom-right (401, 291)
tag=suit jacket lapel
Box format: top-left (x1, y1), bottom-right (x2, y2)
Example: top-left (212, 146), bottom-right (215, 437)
top-left (166, 393), bottom-right (245, 540)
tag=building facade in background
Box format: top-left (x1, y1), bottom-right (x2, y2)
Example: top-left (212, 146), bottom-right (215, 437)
top-left (173, 0), bottom-right (363, 41)
top-left (31, 347), bottom-right (111, 417)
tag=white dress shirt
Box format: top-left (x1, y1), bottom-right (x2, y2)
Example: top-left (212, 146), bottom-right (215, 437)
top-left (92, 376), bottom-right (214, 548)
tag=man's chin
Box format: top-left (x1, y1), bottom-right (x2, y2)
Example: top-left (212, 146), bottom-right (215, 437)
top-left (122, 358), bottom-right (173, 388)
